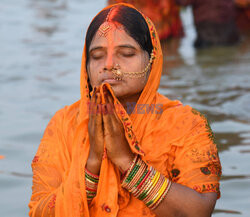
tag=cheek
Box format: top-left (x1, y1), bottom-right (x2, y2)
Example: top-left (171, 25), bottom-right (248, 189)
top-left (121, 56), bottom-right (144, 72)
top-left (88, 61), bottom-right (102, 86)
top-left (125, 77), bottom-right (147, 91)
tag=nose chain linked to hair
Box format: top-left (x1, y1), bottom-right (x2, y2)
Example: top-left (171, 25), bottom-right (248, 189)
top-left (112, 51), bottom-right (155, 80)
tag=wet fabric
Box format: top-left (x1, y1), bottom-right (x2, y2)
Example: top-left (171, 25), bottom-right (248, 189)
top-left (29, 3), bottom-right (221, 217)
top-left (108, 0), bottom-right (184, 40)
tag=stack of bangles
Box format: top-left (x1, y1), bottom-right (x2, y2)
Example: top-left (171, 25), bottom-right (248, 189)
top-left (85, 168), bottom-right (99, 204)
top-left (121, 155), bottom-right (172, 210)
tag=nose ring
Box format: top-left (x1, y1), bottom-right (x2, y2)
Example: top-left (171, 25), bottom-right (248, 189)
top-left (112, 64), bottom-right (123, 80)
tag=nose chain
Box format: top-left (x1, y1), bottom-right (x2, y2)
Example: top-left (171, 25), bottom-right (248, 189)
top-left (112, 51), bottom-right (155, 81)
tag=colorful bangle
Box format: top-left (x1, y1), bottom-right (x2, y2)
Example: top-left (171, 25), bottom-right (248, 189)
top-left (134, 167), bottom-right (153, 197)
top-left (128, 158), bottom-right (146, 190)
top-left (147, 177), bottom-right (168, 206)
top-left (136, 168), bottom-right (156, 199)
top-left (144, 175), bottom-right (164, 204)
top-left (121, 156), bottom-right (172, 210)
top-left (85, 167), bottom-right (99, 204)
top-left (150, 181), bottom-right (172, 210)
top-left (121, 155), bottom-right (138, 188)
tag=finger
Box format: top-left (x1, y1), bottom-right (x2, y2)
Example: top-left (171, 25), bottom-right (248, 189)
top-left (96, 92), bottom-right (102, 115)
top-left (89, 87), bottom-right (97, 117)
top-left (95, 93), bottom-right (103, 132)
top-left (104, 91), bottom-right (115, 114)
top-left (101, 103), bottom-right (108, 116)
top-left (96, 86), bottom-right (100, 94)
top-left (102, 103), bottom-right (114, 134)
top-left (105, 91), bottom-right (121, 124)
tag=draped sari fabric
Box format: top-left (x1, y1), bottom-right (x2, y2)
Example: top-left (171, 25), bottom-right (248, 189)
top-left (29, 3), bottom-right (221, 217)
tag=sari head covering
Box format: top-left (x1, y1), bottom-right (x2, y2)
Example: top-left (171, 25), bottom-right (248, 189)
top-left (29, 3), bottom-right (221, 217)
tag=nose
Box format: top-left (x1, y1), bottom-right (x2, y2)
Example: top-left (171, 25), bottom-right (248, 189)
top-left (104, 51), bottom-right (114, 71)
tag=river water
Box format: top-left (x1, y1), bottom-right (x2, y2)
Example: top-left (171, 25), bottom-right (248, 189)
top-left (0, 0), bottom-right (250, 216)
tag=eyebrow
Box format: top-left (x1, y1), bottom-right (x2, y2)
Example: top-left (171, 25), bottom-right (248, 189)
top-left (89, 44), bottom-right (136, 53)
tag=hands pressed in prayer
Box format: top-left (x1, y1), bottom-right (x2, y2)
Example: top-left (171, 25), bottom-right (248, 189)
top-left (87, 86), bottom-right (134, 175)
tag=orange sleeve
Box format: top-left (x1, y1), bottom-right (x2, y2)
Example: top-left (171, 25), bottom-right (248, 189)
top-left (170, 109), bottom-right (222, 198)
top-left (29, 108), bottom-right (70, 217)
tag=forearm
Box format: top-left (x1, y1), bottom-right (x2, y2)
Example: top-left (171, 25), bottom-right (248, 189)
top-left (153, 183), bottom-right (217, 217)
top-left (120, 156), bottom-right (217, 217)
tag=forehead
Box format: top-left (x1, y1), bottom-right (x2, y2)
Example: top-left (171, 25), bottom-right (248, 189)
top-left (89, 23), bottom-right (140, 49)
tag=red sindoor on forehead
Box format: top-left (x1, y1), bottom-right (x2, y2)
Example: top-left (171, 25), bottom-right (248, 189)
top-left (106, 6), bottom-right (119, 22)
top-left (98, 6), bottom-right (123, 38)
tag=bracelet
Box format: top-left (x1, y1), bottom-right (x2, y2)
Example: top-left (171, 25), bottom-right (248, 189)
top-left (85, 167), bottom-right (99, 204)
top-left (121, 155), bottom-right (138, 188)
top-left (150, 181), bottom-right (172, 210)
top-left (121, 156), bottom-right (171, 209)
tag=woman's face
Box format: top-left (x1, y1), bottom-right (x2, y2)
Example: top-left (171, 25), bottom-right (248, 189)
top-left (87, 23), bottom-right (150, 100)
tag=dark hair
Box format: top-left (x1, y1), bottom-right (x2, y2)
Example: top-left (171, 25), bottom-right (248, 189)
top-left (85, 5), bottom-right (153, 64)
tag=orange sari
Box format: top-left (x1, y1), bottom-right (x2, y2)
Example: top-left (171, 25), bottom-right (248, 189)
top-left (108, 0), bottom-right (184, 40)
top-left (29, 3), bottom-right (221, 217)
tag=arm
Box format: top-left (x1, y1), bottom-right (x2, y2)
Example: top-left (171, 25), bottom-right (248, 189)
top-left (153, 184), bottom-right (217, 217)
top-left (119, 156), bottom-right (218, 217)
top-left (117, 107), bottom-right (221, 217)
top-left (100, 90), bottom-right (221, 216)
top-left (151, 110), bottom-right (221, 217)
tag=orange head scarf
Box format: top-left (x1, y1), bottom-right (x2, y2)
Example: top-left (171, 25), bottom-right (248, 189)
top-left (29, 3), bottom-right (221, 217)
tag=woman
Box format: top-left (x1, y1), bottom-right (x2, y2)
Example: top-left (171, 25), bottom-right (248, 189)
top-left (108, 0), bottom-right (184, 41)
top-left (29, 3), bottom-right (221, 217)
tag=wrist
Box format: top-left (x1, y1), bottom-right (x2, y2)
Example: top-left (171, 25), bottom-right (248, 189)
top-left (116, 153), bottom-right (136, 173)
top-left (86, 157), bottom-right (102, 175)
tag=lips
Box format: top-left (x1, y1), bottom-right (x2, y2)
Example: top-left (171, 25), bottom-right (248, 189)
top-left (102, 78), bottom-right (121, 84)
top-left (101, 75), bottom-right (122, 84)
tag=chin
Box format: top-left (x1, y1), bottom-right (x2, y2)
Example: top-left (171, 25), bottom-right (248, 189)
top-left (110, 87), bottom-right (124, 98)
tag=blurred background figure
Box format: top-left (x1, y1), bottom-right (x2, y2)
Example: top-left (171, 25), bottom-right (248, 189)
top-left (235, 0), bottom-right (250, 33)
top-left (108, 0), bottom-right (184, 41)
top-left (175, 0), bottom-right (240, 48)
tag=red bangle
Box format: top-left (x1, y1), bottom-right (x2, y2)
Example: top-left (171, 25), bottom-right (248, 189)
top-left (85, 167), bottom-right (100, 179)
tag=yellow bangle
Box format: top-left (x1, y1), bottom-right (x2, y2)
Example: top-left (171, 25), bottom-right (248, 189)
top-left (152, 178), bottom-right (168, 204)
top-left (143, 171), bottom-right (161, 203)
top-left (151, 171), bottom-right (160, 187)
